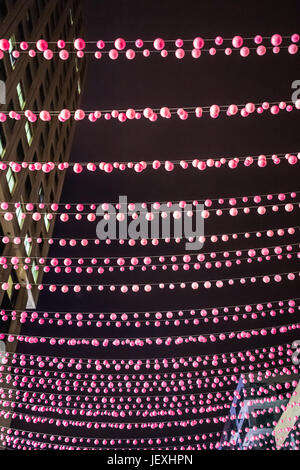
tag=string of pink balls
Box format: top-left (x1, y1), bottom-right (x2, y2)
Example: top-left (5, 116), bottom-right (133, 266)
top-left (1, 99), bottom-right (300, 124)
top-left (0, 34), bottom-right (299, 61)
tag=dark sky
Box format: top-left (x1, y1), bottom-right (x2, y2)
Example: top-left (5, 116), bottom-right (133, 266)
top-left (12, 0), bottom-right (300, 449)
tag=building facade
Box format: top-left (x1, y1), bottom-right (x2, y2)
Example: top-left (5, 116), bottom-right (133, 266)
top-left (219, 374), bottom-right (300, 450)
top-left (0, 0), bottom-right (86, 440)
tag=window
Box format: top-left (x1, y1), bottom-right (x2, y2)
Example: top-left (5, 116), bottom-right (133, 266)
top-left (39, 134), bottom-right (45, 154)
top-left (17, 140), bottom-right (25, 161)
top-left (50, 145), bottom-right (54, 161)
top-left (69, 8), bottom-right (74, 24)
top-left (45, 70), bottom-right (50, 91)
top-left (25, 64), bottom-right (32, 91)
top-left (17, 82), bottom-right (26, 109)
top-left (24, 175), bottom-right (32, 198)
top-left (7, 275), bottom-right (14, 300)
top-left (31, 260), bottom-right (39, 283)
top-left (38, 185), bottom-right (45, 203)
top-left (0, 127), bottom-right (6, 158)
top-left (0, 60), bottom-right (6, 82)
top-left (24, 234), bottom-right (32, 256)
top-left (44, 213), bottom-right (50, 232)
top-left (55, 87), bottom-right (59, 105)
top-left (39, 84), bottom-right (45, 105)
top-left (16, 201), bottom-right (25, 228)
top-left (6, 167), bottom-right (16, 193)
top-left (55, 170), bottom-right (59, 187)
top-left (8, 35), bottom-right (17, 69)
top-left (25, 121), bottom-right (33, 146)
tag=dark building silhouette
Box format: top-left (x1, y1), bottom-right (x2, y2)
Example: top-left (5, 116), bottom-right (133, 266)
top-left (0, 0), bottom-right (86, 440)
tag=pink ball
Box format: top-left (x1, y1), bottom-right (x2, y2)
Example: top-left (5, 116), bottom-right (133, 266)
top-left (154, 38), bottom-right (165, 50)
top-left (36, 39), bottom-right (48, 51)
top-left (43, 49), bottom-right (53, 60)
top-left (270, 105), bottom-right (279, 115)
top-left (135, 39), bottom-right (143, 48)
top-left (143, 107), bottom-right (153, 118)
top-left (59, 50), bottom-right (69, 60)
top-left (126, 108), bottom-right (136, 119)
top-left (165, 161), bottom-right (174, 171)
top-left (193, 37), bottom-right (204, 49)
top-left (118, 112), bottom-right (126, 122)
top-left (172, 38), bottom-right (182, 49)
top-left (257, 206), bottom-right (266, 215)
top-left (195, 106), bottom-right (203, 117)
top-left (245, 102), bottom-right (255, 113)
top-left (271, 34), bottom-right (282, 46)
top-left (97, 40), bottom-right (105, 49)
top-left (192, 48), bottom-right (201, 58)
top-left (114, 38), bottom-right (126, 50)
top-left (109, 49), bottom-right (119, 60)
top-left (60, 214), bottom-right (69, 222)
top-left (291, 34), bottom-right (300, 43)
top-left (57, 39), bottom-right (66, 49)
top-left (39, 110), bottom-right (51, 121)
top-left (288, 44), bottom-right (298, 55)
top-left (285, 203), bottom-right (294, 212)
top-left (126, 49), bottom-right (135, 60)
top-left (256, 45), bottom-right (266, 56)
top-left (0, 39), bottom-right (10, 51)
top-left (229, 208), bottom-right (238, 216)
top-left (215, 36), bottom-right (223, 46)
top-left (104, 163), bottom-right (113, 173)
top-left (232, 36), bottom-right (243, 48)
top-left (4, 212), bottom-right (13, 221)
top-left (210, 104), bottom-right (220, 118)
top-left (288, 155), bottom-right (297, 165)
top-left (73, 163), bottom-right (83, 174)
top-left (74, 38), bottom-right (86, 50)
top-left (61, 109), bottom-right (71, 120)
top-left (228, 160), bottom-right (238, 169)
top-left (240, 46), bottom-right (250, 57)
top-left (160, 106), bottom-right (170, 118)
top-left (254, 35), bottom-right (263, 44)
top-left (175, 48), bottom-right (185, 59)
top-left (228, 104), bottom-right (238, 115)
top-left (74, 109), bottom-right (85, 120)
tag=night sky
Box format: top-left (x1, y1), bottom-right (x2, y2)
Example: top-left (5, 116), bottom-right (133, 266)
top-left (12, 0), bottom-right (300, 448)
